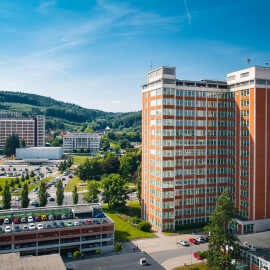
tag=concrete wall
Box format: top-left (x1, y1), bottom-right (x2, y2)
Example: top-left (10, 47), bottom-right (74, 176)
top-left (16, 147), bottom-right (64, 160)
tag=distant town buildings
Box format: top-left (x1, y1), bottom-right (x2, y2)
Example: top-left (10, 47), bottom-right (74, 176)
top-left (142, 65), bottom-right (270, 233)
top-left (63, 133), bottom-right (101, 153)
top-left (0, 115), bottom-right (45, 151)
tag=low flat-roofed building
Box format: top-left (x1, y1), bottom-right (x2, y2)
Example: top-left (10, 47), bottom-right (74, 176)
top-left (16, 147), bottom-right (64, 160)
top-left (0, 252), bottom-right (65, 270)
top-left (238, 231), bottom-right (270, 269)
top-left (0, 204), bottom-right (114, 258)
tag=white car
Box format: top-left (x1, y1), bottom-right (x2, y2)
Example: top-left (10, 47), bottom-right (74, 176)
top-left (28, 216), bottom-right (34, 223)
top-left (3, 218), bottom-right (9, 224)
top-left (37, 224), bottom-right (43, 230)
top-left (29, 223), bottom-right (35, 231)
top-left (195, 237), bottom-right (204, 243)
top-left (178, 240), bottom-right (189, 246)
top-left (74, 221), bottom-right (81, 226)
top-left (5, 226), bottom-right (12, 233)
top-left (23, 225), bottom-right (28, 231)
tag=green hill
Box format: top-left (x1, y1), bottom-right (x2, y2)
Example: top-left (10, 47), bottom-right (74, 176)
top-left (0, 91), bottom-right (142, 132)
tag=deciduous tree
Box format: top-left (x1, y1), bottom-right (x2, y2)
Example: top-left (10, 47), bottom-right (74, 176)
top-left (56, 180), bottom-right (64, 206)
top-left (2, 181), bottom-right (11, 209)
top-left (83, 180), bottom-right (100, 203)
top-left (72, 185), bottom-right (78, 205)
top-left (21, 183), bottom-right (29, 208)
top-left (38, 181), bottom-right (47, 207)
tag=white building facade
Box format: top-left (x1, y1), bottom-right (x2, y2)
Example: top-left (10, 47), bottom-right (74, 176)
top-left (63, 133), bottom-right (101, 153)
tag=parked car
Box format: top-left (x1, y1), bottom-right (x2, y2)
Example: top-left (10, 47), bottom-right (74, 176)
top-left (178, 240), bottom-right (189, 246)
top-left (67, 213), bottom-right (73, 219)
top-left (201, 236), bottom-right (209, 242)
top-left (15, 196), bottom-right (20, 202)
top-left (189, 238), bottom-right (199, 245)
top-left (13, 226), bottom-right (20, 232)
top-left (13, 218), bottom-right (20, 224)
top-left (61, 177), bottom-right (65, 181)
top-left (102, 219), bottom-right (108, 224)
top-left (37, 224), bottom-right (43, 230)
top-left (93, 219), bottom-right (100, 224)
top-left (49, 197), bottom-right (55, 201)
top-left (29, 223), bottom-right (35, 231)
top-left (74, 221), bottom-right (80, 226)
top-left (81, 221), bottom-right (86, 226)
top-left (4, 218), bottom-right (10, 224)
top-left (47, 193), bottom-right (51, 197)
top-left (86, 219), bottom-right (93, 225)
top-left (51, 222), bottom-right (59, 228)
top-left (61, 214), bottom-right (68, 219)
top-left (21, 217), bottom-right (27, 223)
top-left (68, 174), bottom-right (73, 178)
top-left (66, 221), bottom-right (73, 227)
top-left (22, 225), bottom-right (28, 231)
top-left (55, 214), bottom-right (62, 220)
top-left (48, 215), bottom-right (54, 221)
top-left (195, 237), bottom-right (205, 243)
top-left (5, 226), bottom-right (12, 233)
top-left (0, 227), bottom-right (3, 233)
top-left (35, 216), bottom-right (41, 222)
top-left (95, 212), bottom-right (105, 218)
top-left (28, 216), bottom-right (34, 223)
top-left (59, 221), bottom-right (65, 228)
top-left (41, 215), bottom-right (48, 221)
top-left (193, 252), bottom-right (202, 260)
top-left (45, 223), bottom-right (51, 229)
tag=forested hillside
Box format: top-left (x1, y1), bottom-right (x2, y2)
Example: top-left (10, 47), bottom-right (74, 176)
top-left (0, 91), bottom-right (141, 132)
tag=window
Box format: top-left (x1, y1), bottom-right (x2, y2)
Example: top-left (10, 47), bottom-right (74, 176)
top-left (240, 72), bottom-right (249, 78)
top-left (228, 75), bottom-right (236, 81)
top-left (163, 88), bottom-right (175, 95)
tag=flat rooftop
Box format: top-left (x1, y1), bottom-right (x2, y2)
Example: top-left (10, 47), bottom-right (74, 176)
top-left (239, 231), bottom-right (270, 262)
top-left (0, 252), bottom-right (65, 270)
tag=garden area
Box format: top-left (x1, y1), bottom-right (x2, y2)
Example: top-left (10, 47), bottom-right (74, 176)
top-left (172, 263), bottom-right (208, 270)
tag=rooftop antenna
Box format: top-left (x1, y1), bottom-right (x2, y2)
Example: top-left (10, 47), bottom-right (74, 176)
top-left (266, 62), bottom-right (269, 68)
top-left (247, 58), bottom-right (250, 68)
top-left (150, 61), bottom-right (152, 71)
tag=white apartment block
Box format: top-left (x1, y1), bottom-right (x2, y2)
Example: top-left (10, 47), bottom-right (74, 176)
top-left (63, 133), bottom-right (101, 153)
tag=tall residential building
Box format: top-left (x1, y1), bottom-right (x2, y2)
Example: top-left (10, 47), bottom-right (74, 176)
top-left (0, 115), bottom-right (45, 150)
top-left (142, 66), bottom-right (270, 233)
top-left (63, 133), bottom-right (101, 153)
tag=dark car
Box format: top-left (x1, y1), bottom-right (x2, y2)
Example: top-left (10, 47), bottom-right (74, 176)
top-left (95, 212), bottom-right (105, 218)
top-left (61, 214), bottom-right (68, 219)
top-left (93, 219), bottom-right (100, 224)
top-left (55, 214), bottom-right (62, 220)
top-left (45, 223), bottom-right (51, 229)
top-left (68, 213), bottom-right (73, 219)
top-left (59, 221), bottom-right (65, 228)
top-left (51, 222), bottom-right (59, 228)
top-left (81, 221), bottom-right (86, 226)
top-left (49, 197), bottom-right (55, 202)
top-left (13, 226), bottom-right (21, 232)
top-left (0, 227), bottom-right (3, 233)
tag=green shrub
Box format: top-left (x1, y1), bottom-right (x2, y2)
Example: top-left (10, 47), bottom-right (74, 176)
top-left (189, 267), bottom-right (199, 270)
top-left (198, 251), bottom-right (208, 259)
top-left (114, 242), bottom-right (122, 251)
top-left (95, 249), bottom-right (101, 254)
top-left (73, 251), bottom-right (82, 258)
top-left (131, 216), bottom-right (141, 225)
top-left (138, 221), bottom-right (152, 232)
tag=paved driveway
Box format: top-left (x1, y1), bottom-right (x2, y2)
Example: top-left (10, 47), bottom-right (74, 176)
top-left (132, 230), bottom-right (208, 270)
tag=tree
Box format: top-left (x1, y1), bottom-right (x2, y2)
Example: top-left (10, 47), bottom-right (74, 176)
top-left (119, 151), bottom-right (139, 178)
top-left (112, 144), bottom-right (120, 153)
top-left (102, 138), bottom-right (110, 151)
top-left (21, 174), bottom-right (25, 182)
top-left (76, 158), bottom-right (102, 182)
top-left (0, 185), bottom-right (2, 192)
top-left (3, 133), bottom-right (20, 156)
top-left (136, 163), bottom-right (142, 205)
top-left (2, 181), bottom-right (11, 209)
top-left (58, 160), bottom-right (67, 172)
top-left (138, 221), bottom-right (152, 232)
top-left (102, 153), bottom-right (120, 175)
top-left (25, 172), bottom-right (29, 180)
top-left (79, 148), bottom-right (84, 153)
top-left (9, 179), bottom-right (14, 187)
top-left (15, 177), bottom-right (20, 184)
top-left (38, 181), bottom-right (47, 207)
top-left (56, 180), bottom-right (64, 206)
top-left (102, 174), bottom-right (129, 210)
top-left (67, 157), bottom-right (73, 168)
top-left (72, 185), bottom-right (78, 205)
top-left (20, 138), bottom-right (26, 147)
top-left (73, 251), bottom-right (82, 259)
top-left (18, 183), bottom-right (21, 188)
top-left (205, 189), bottom-right (240, 270)
top-left (114, 243), bottom-right (122, 251)
top-left (83, 180), bottom-right (100, 203)
top-left (30, 170), bottom-right (35, 178)
top-left (21, 183), bottom-right (29, 208)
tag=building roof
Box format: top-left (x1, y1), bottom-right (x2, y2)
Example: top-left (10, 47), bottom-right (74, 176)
top-left (0, 253), bottom-right (66, 270)
top-left (239, 231), bottom-right (270, 262)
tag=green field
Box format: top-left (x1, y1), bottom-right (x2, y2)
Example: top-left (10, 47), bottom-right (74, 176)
top-left (127, 201), bottom-right (141, 218)
top-left (64, 176), bottom-right (83, 192)
top-left (72, 155), bottom-right (91, 165)
top-left (102, 204), bottom-right (155, 242)
top-left (172, 263), bottom-right (208, 270)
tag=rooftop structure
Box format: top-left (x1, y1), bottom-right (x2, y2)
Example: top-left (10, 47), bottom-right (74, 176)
top-left (16, 147), bottom-right (64, 160)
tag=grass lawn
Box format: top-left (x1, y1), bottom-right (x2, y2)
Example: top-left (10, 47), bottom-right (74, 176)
top-left (102, 204), bottom-right (156, 242)
top-left (72, 155), bottom-right (90, 165)
top-left (64, 176), bottom-right (82, 192)
top-left (127, 201), bottom-right (141, 218)
top-left (172, 262), bottom-right (208, 270)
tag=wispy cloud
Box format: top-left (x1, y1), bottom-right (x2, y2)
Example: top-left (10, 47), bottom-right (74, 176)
top-left (38, 0), bottom-right (56, 12)
top-left (183, 0), bottom-right (191, 24)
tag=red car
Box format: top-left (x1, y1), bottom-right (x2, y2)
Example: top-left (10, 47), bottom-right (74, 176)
top-left (189, 238), bottom-right (199, 245)
top-left (35, 216), bottom-right (41, 222)
top-left (193, 252), bottom-right (202, 260)
top-left (86, 219), bottom-right (93, 225)
top-left (62, 177), bottom-right (65, 181)
top-left (13, 218), bottom-right (20, 224)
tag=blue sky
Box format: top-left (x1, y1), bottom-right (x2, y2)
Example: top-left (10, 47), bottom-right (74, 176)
top-left (0, 0), bottom-right (269, 112)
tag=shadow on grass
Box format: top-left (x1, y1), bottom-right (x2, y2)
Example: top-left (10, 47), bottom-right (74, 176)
top-left (115, 230), bottom-right (131, 242)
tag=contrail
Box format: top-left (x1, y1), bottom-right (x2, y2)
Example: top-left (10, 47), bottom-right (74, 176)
top-left (183, 0), bottom-right (191, 24)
